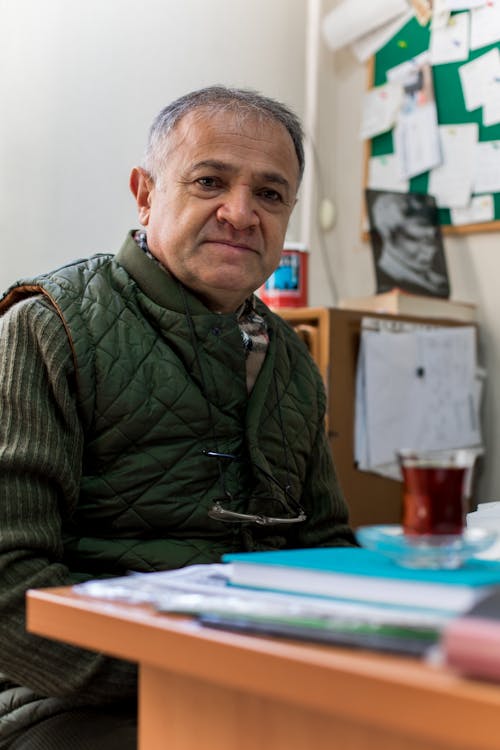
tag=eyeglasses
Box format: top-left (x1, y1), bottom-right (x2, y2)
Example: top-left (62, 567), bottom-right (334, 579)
top-left (208, 500), bottom-right (307, 526)
top-left (203, 450), bottom-right (307, 526)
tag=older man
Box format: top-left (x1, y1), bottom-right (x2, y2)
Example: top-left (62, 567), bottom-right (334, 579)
top-left (0, 86), bottom-right (355, 749)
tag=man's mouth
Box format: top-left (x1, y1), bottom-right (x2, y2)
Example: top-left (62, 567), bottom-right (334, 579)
top-left (204, 239), bottom-right (259, 254)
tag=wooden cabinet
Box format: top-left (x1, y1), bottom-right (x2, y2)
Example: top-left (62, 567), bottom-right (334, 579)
top-left (277, 307), bottom-right (467, 529)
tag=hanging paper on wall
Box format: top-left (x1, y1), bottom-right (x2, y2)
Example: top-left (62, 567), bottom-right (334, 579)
top-left (470, 0), bottom-right (500, 50)
top-left (389, 59), bottom-right (442, 179)
top-left (428, 123), bottom-right (478, 208)
top-left (450, 194), bottom-right (494, 225)
top-left (458, 48), bottom-right (500, 111)
top-left (429, 11), bottom-right (470, 64)
top-left (368, 153), bottom-right (410, 192)
top-left (473, 140), bottom-right (500, 193)
top-left (359, 83), bottom-right (403, 139)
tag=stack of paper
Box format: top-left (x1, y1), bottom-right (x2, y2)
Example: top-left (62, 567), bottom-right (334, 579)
top-left (74, 560), bottom-right (448, 656)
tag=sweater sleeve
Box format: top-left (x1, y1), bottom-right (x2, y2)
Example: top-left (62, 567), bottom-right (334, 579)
top-left (293, 422), bottom-right (358, 549)
top-left (0, 296), bottom-right (137, 703)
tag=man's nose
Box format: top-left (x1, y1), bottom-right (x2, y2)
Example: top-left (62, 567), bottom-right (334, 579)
top-left (216, 188), bottom-right (259, 230)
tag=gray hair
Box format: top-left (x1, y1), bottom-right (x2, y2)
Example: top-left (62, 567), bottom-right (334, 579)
top-left (142, 85), bottom-right (304, 186)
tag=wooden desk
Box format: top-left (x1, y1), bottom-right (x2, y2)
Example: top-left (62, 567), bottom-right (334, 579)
top-left (27, 587), bottom-right (500, 750)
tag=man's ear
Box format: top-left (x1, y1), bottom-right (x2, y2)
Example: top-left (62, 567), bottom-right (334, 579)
top-left (130, 167), bottom-right (153, 226)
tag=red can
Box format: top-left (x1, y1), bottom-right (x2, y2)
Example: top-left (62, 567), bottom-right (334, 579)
top-left (258, 243), bottom-right (309, 308)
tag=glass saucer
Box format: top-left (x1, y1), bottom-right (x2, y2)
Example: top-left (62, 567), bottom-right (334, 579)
top-left (355, 525), bottom-right (498, 570)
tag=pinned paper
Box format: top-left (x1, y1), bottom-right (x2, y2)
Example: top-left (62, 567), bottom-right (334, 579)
top-left (390, 58), bottom-right (442, 179)
top-left (483, 76), bottom-right (500, 126)
top-left (458, 48), bottom-right (500, 111)
top-left (429, 11), bottom-right (470, 64)
top-left (470, 0), bottom-right (500, 50)
top-left (428, 124), bottom-right (478, 208)
top-left (368, 153), bottom-right (410, 192)
top-left (474, 140), bottom-right (500, 193)
top-left (450, 194), bottom-right (495, 225)
top-left (359, 83), bottom-right (403, 140)
top-left (446, 1), bottom-right (488, 9)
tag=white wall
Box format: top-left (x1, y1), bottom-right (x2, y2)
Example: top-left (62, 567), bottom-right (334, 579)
top-left (310, 0), bottom-right (500, 502)
top-left (0, 0), bottom-right (307, 287)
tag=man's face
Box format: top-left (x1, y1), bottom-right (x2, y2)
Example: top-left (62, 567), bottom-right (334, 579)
top-left (130, 109), bottom-right (300, 313)
top-left (398, 219), bottom-right (437, 271)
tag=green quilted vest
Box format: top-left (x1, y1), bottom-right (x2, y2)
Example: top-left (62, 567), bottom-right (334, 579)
top-left (0, 233), bottom-right (339, 575)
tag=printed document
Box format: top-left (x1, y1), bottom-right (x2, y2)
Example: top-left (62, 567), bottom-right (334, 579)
top-left (355, 321), bottom-right (483, 479)
top-left (351, 9), bottom-right (413, 62)
top-left (429, 11), bottom-right (470, 65)
top-left (458, 48), bottom-right (500, 111)
top-left (474, 140), bottom-right (500, 193)
top-left (360, 83), bottom-right (403, 140)
top-left (368, 153), bottom-right (410, 192)
top-left (389, 58), bottom-right (442, 179)
top-left (470, 0), bottom-right (500, 50)
top-left (428, 123), bottom-right (478, 208)
top-left (451, 194), bottom-right (494, 225)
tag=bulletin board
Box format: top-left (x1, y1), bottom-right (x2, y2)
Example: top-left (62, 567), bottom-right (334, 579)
top-left (365, 13), bottom-right (500, 235)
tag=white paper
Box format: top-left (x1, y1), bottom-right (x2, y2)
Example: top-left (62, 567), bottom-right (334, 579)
top-left (73, 562), bottom-right (453, 627)
top-left (428, 124), bottom-right (478, 208)
top-left (351, 9), bottom-right (413, 62)
top-left (450, 194), bottom-right (495, 224)
top-left (394, 100), bottom-right (442, 179)
top-left (355, 323), bottom-right (482, 473)
top-left (360, 83), bottom-right (403, 140)
top-left (388, 57), bottom-right (442, 178)
top-left (446, 0), bottom-right (487, 8)
top-left (386, 51), bottom-right (430, 84)
top-left (322, 0), bottom-right (410, 51)
top-left (368, 153), bottom-right (410, 191)
top-left (470, 0), bottom-right (500, 50)
top-left (429, 11), bottom-right (470, 65)
top-left (483, 76), bottom-right (500, 126)
top-left (474, 140), bottom-right (500, 192)
top-left (458, 48), bottom-right (500, 111)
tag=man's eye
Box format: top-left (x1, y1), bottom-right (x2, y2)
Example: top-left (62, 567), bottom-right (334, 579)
top-left (196, 177), bottom-right (220, 189)
top-left (259, 188), bottom-right (283, 203)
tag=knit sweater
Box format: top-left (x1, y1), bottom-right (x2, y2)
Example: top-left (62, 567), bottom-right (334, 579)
top-left (0, 295), bottom-right (137, 747)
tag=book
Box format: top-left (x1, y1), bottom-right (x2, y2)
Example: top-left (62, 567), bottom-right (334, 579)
top-left (222, 547), bottom-right (500, 615)
top-left (338, 288), bottom-right (477, 323)
top-left (198, 611), bottom-right (440, 657)
top-left (442, 588), bottom-right (500, 681)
